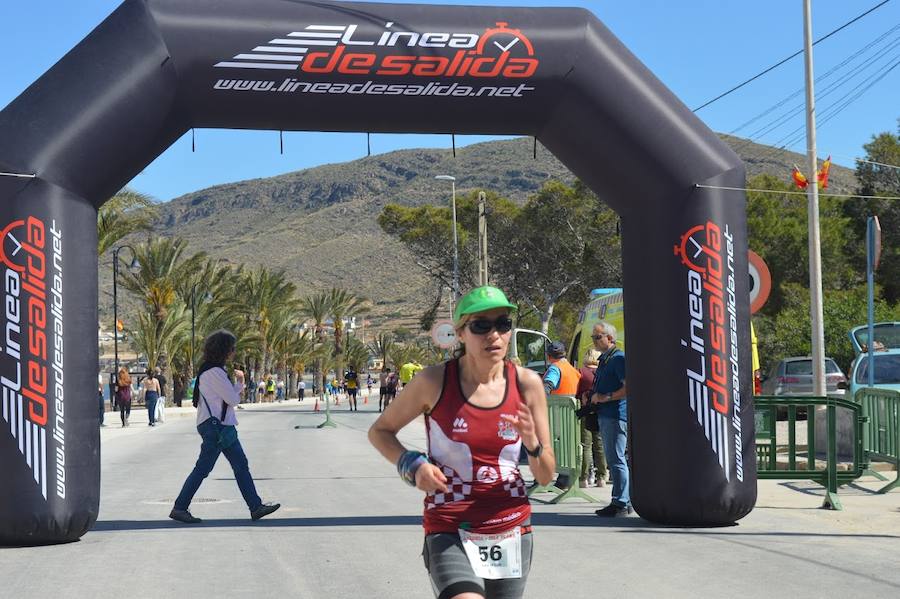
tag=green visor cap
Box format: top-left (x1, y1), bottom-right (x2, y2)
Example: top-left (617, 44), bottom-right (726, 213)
top-left (453, 286), bottom-right (517, 325)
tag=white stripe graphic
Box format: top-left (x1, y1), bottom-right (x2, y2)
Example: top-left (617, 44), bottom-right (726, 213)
top-left (253, 46), bottom-right (308, 53)
top-left (8, 388), bottom-right (15, 437)
top-left (25, 420), bottom-right (32, 466)
top-left (40, 428), bottom-right (47, 498)
top-left (270, 38), bottom-right (337, 46)
top-left (214, 62), bottom-right (300, 70)
top-left (288, 31), bottom-right (343, 38)
top-left (702, 394), bottom-right (710, 440)
top-left (721, 413), bottom-right (730, 481)
top-left (233, 54), bottom-right (305, 62)
top-left (17, 394), bottom-right (23, 452)
top-left (32, 423), bottom-right (39, 484)
top-left (716, 412), bottom-right (724, 467)
top-left (710, 407), bottom-right (717, 444)
top-left (305, 25), bottom-right (346, 31)
top-left (2, 387), bottom-right (7, 421)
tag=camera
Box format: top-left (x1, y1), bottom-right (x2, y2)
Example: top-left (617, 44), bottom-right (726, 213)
top-left (575, 403), bottom-right (597, 420)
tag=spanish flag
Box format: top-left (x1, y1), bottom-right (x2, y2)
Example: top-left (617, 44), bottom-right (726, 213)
top-left (817, 155), bottom-right (831, 190)
top-left (791, 165), bottom-right (808, 190)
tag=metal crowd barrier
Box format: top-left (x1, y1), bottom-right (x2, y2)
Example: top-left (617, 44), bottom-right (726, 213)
top-left (755, 395), bottom-right (866, 510)
top-left (527, 395), bottom-right (596, 504)
top-left (854, 388), bottom-right (900, 494)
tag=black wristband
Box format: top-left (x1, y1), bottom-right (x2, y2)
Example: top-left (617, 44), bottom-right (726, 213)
top-left (524, 442), bottom-right (543, 458)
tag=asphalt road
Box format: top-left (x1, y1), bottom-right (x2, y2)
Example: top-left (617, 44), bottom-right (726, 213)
top-left (1, 399), bottom-right (898, 598)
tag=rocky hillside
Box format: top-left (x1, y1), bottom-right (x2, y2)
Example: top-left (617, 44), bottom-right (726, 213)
top-left (99, 135), bottom-right (856, 328)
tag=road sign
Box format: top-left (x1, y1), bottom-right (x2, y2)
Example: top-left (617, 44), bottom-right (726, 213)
top-left (748, 250), bottom-right (772, 314)
top-left (431, 320), bottom-right (457, 349)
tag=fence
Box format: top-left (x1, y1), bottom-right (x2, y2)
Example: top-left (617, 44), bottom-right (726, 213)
top-left (755, 395), bottom-right (866, 510)
top-left (527, 395), bottom-right (596, 504)
top-left (854, 387), bottom-right (900, 494)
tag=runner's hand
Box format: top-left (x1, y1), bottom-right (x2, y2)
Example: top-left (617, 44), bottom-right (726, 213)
top-left (501, 404), bottom-right (539, 452)
top-left (415, 463), bottom-right (449, 493)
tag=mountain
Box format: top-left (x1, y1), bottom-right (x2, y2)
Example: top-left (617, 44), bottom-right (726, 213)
top-left (99, 135), bottom-right (856, 329)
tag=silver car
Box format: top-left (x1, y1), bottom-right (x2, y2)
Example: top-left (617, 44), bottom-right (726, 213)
top-left (761, 356), bottom-right (846, 396)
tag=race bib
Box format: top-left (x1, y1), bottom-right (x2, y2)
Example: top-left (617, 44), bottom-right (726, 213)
top-left (458, 527), bottom-right (522, 580)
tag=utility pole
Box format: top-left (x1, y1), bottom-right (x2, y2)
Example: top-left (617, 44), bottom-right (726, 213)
top-left (477, 192), bottom-right (488, 285)
top-left (803, 0), bottom-right (826, 397)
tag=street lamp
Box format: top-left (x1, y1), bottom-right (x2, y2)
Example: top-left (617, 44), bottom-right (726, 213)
top-left (435, 175), bottom-right (459, 305)
top-left (111, 244), bottom-right (139, 384)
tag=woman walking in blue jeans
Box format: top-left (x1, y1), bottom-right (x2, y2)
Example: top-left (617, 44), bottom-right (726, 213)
top-left (170, 330), bottom-right (280, 524)
top-left (141, 370), bottom-right (160, 427)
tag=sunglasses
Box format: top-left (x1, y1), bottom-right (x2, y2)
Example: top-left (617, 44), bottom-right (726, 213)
top-left (591, 334), bottom-right (608, 340)
top-left (467, 315), bottom-right (514, 335)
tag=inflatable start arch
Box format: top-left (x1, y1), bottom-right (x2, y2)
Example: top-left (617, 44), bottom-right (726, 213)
top-left (0, 0), bottom-right (756, 544)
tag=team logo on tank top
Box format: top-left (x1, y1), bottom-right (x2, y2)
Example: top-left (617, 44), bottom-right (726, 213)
top-left (476, 465), bottom-right (499, 483)
top-left (497, 418), bottom-right (517, 441)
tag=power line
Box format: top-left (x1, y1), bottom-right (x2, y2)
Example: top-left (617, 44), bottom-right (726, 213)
top-left (693, 0), bottom-right (894, 112)
top-left (694, 183), bottom-right (900, 200)
top-left (728, 31), bottom-right (900, 166)
top-left (729, 27), bottom-right (900, 154)
top-left (728, 25), bottom-right (900, 139)
top-left (774, 54), bottom-right (900, 149)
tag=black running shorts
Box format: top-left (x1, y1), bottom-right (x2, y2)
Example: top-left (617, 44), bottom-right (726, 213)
top-left (422, 530), bottom-right (533, 599)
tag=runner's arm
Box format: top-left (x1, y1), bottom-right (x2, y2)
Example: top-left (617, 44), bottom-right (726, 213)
top-left (507, 366), bottom-right (556, 486)
top-left (368, 365), bottom-right (449, 492)
top-left (368, 365), bottom-right (440, 463)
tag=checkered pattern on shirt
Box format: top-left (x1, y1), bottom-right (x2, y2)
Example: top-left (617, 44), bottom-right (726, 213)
top-left (504, 474), bottom-right (527, 498)
top-left (425, 466), bottom-right (472, 509)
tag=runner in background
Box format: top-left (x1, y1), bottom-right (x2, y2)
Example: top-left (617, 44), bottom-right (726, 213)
top-left (345, 367), bottom-right (359, 412)
top-left (379, 367), bottom-right (391, 412)
top-left (369, 286), bottom-right (554, 599)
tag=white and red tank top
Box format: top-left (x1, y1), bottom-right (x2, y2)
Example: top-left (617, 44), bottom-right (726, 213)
top-left (423, 359), bottom-right (530, 535)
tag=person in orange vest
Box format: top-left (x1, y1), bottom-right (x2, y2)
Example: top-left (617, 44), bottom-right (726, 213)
top-left (543, 341), bottom-right (581, 396)
top-left (541, 341), bottom-right (581, 490)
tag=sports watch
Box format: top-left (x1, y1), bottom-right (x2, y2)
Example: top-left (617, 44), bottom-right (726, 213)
top-left (524, 441), bottom-right (543, 458)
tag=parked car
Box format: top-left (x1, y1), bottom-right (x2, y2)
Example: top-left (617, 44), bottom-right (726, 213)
top-left (843, 322), bottom-right (900, 399)
top-left (845, 349), bottom-right (900, 398)
top-left (760, 356), bottom-right (846, 396)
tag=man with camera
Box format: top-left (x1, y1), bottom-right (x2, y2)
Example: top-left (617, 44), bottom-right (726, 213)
top-left (575, 349), bottom-right (606, 488)
top-left (590, 322), bottom-right (630, 517)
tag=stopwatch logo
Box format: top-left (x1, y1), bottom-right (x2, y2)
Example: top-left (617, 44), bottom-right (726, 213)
top-left (475, 22), bottom-right (536, 56)
top-left (0, 219), bottom-right (29, 273)
top-left (673, 223), bottom-right (721, 276)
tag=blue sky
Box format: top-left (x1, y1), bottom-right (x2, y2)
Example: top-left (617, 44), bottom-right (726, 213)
top-left (2, 0), bottom-right (898, 201)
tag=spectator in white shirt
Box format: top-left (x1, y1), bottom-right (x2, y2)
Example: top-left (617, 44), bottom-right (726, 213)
top-left (170, 330), bottom-right (280, 524)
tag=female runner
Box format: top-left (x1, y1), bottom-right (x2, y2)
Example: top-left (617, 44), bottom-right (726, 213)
top-left (369, 286), bottom-right (554, 599)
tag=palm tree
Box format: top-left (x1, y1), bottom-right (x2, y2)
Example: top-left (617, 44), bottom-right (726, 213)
top-left (328, 288), bottom-right (370, 358)
top-left (118, 237), bottom-right (206, 322)
top-left (345, 337), bottom-right (371, 373)
top-left (280, 329), bottom-right (320, 397)
top-left (301, 291), bottom-right (332, 343)
top-left (368, 332), bottom-right (394, 370)
top-left (131, 301), bottom-right (190, 373)
top-left (300, 291), bottom-right (332, 395)
top-left (236, 267), bottom-right (299, 377)
top-left (98, 188), bottom-right (157, 255)
top-left (388, 343), bottom-right (417, 373)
